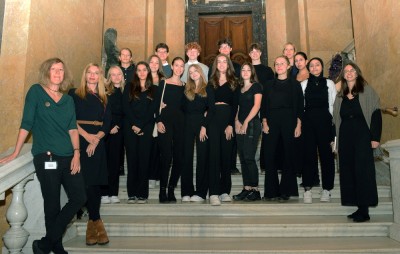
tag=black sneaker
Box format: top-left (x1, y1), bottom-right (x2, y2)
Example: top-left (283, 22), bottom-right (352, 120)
top-left (231, 168), bottom-right (241, 175)
top-left (244, 190), bottom-right (261, 201)
top-left (233, 189), bottom-right (250, 201)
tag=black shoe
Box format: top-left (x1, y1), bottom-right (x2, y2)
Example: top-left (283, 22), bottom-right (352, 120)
top-left (32, 239), bottom-right (51, 254)
top-left (231, 168), bottom-right (241, 175)
top-left (347, 209), bottom-right (360, 219)
top-left (52, 238), bottom-right (68, 254)
top-left (278, 195), bottom-right (290, 202)
top-left (233, 189), bottom-right (251, 201)
top-left (159, 188), bottom-right (168, 203)
top-left (353, 213), bottom-right (370, 223)
top-left (244, 190), bottom-right (261, 201)
top-left (167, 187), bottom-right (176, 202)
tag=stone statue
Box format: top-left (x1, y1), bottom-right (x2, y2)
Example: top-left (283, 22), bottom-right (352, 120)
top-left (102, 28), bottom-right (119, 76)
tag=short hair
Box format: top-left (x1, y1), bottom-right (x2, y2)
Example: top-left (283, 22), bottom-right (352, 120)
top-left (155, 43), bottom-right (169, 52)
top-left (275, 55), bottom-right (290, 66)
top-left (282, 42), bottom-right (296, 53)
top-left (185, 42), bottom-right (202, 53)
top-left (307, 57), bottom-right (324, 75)
top-left (217, 38), bottom-right (233, 48)
top-left (119, 48), bottom-right (134, 65)
top-left (105, 65), bottom-right (125, 95)
top-left (248, 43), bottom-right (262, 52)
top-left (38, 58), bottom-right (72, 92)
top-left (75, 63), bottom-right (107, 106)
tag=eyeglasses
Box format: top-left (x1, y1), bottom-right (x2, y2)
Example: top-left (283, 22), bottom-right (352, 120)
top-left (344, 69), bottom-right (356, 74)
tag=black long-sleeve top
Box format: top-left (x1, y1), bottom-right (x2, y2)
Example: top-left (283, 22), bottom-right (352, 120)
top-left (253, 64), bottom-right (274, 86)
top-left (212, 82), bottom-right (238, 126)
top-left (183, 85), bottom-right (216, 127)
top-left (108, 87), bottom-right (123, 128)
top-left (122, 83), bottom-right (156, 129)
top-left (120, 64), bottom-right (135, 84)
top-left (154, 80), bottom-right (185, 122)
top-left (261, 77), bottom-right (304, 122)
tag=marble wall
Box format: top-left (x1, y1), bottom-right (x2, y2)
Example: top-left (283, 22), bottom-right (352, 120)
top-left (351, 0), bottom-right (400, 142)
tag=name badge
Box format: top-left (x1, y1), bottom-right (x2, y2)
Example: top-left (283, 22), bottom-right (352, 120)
top-left (45, 161), bottom-right (58, 170)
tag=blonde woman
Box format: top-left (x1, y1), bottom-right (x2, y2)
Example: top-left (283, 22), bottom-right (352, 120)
top-left (69, 63), bottom-right (111, 245)
top-left (181, 64), bottom-right (215, 202)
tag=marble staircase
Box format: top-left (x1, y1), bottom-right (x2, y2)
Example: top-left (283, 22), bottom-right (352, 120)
top-left (63, 163), bottom-right (400, 254)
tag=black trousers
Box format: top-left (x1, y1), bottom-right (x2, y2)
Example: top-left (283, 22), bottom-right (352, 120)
top-left (157, 107), bottom-right (185, 189)
top-left (208, 105), bottom-right (233, 195)
top-left (263, 109), bottom-right (299, 198)
top-left (237, 118), bottom-right (261, 187)
top-left (181, 113), bottom-right (209, 199)
top-left (103, 129), bottom-right (123, 196)
top-left (33, 153), bottom-right (86, 245)
top-left (149, 137), bottom-right (160, 181)
top-left (125, 123), bottom-right (153, 198)
top-left (302, 110), bottom-right (335, 190)
top-left (86, 185), bottom-right (101, 221)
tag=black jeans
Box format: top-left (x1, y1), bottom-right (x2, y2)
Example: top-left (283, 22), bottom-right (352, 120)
top-left (34, 153), bottom-right (86, 246)
top-left (237, 118), bottom-right (261, 187)
top-left (103, 129), bottom-right (123, 196)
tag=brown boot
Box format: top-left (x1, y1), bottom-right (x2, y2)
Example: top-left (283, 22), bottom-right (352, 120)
top-left (86, 220), bottom-right (97, 245)
top-left (94, 219), bottom-right (109, 245)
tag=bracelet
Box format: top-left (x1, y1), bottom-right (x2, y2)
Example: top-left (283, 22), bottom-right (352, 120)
top-left (73, 148), bottom-right (80, 151)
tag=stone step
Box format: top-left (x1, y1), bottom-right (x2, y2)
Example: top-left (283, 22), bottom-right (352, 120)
top-left (98, 198), bottom-right (393, 216)
top-left (114, 185), bottom-right (392, 199)
top-left (64, 236), bottom-right (400, 254)
top-left (73, 215), bottom-right (393, 238)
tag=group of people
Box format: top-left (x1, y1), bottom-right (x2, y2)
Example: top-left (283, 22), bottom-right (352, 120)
top-left (0, 39), bottom-right (381, 253)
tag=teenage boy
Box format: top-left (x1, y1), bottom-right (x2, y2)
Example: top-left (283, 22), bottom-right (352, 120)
top-left (181, 42), bottom-right (209, 83)
top-left (208, 38), bottom-right (241, 79)
top-left (155, 43), bottom-right (172, 78)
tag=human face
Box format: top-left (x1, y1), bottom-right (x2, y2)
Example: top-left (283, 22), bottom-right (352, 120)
top-left (109, 67), bottom-right (123, 86)
top-left (308, 59), bottom-right (322, 76)
top-left (86, 66), bottom-right (100, 85)
top-left (187, 48), bottom-right (200, 61)
top-left (274, 57), bottom-right (290, 76)
top-left (119, 49), bottom-right (132, 65)
top-left (49, 62), bottom-right (65, 86)
top-left (343, 65), bottom-right (358, 84)
top-left (189, 66), bottom-right (201, 82)
top-left (241, 64), bottom-right (252, 81)
top-left (172, 59), bottom-right (184, 76)
top-left (149, 56), bottom-right (160, 73)
top-left (217, 56), bottom-right (228, 73)
top-left (136, 64), bottom-right (149, 81)
top-left (219, 43), bottom-right (232, 56)
top-left (294, 55), bottom-right (307, 70)
top-left (156, 48), bottom-right (169, 62)
top-left (283, 44), bottom-right (295, 59)
top-left (249, 49), bottom-right (261, 61)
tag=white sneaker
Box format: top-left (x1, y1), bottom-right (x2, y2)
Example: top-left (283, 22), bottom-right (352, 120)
top-left (320, 189), bottom-right (331, 202)
top-left (210, 195), bottom-right (221, 206)
top-left (303, 190), bottom-right (312, 204)
top-left (190, 195), bottom-right (205, 202)
top-left (149, 180), bottom-right (156, 189)
top-left (182, 196), bottom-right (191, 202)
top-left (219, 193), bottom-right (232, 202)
top-left (110, 196), bottom-right (120, 204)
top-left (101, 196), bottom-right (111, 204)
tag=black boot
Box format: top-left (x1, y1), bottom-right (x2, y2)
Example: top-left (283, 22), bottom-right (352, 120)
top-left (159, 187), bottom-right (168, 203)
top-left (168, 186), bottom-right (176, 202)
top-left (353, 206), bottom-right (370, 222)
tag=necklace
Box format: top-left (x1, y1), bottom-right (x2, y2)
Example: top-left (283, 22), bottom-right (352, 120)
top-left (43, 85), bottom-right (60, 93)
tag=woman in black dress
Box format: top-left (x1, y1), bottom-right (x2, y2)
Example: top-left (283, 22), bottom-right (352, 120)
top-left (70, 63), bottom-right (111, 245)
top-left (155, 57), bottom-right (185, 203)
top-left (333, 62), bottom-right (382, 222)
top-left (123, 61), bottom-right (156, 204)
top-left (261, 55), bottom-right (304, 202)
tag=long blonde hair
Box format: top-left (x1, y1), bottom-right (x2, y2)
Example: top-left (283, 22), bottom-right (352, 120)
top-left (105, 65), bottom-right (125, 95)
top-left (185, 64), bottom-right (207, 101)
top-left (75, 63), bottom-right (108, 105)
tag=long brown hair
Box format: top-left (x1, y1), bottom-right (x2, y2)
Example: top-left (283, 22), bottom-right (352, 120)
top-left (185, 64), bottom-right (207, 101)
top-left (129, 61), bottom-right (154, 101)
top-left (209, 53), bottom-right (237, 91)
top-left (238, 62), bottom-right (258, 87)
top-left (38, 58), bottom-right (72, 92)
top-left (75, 63), bottom-right (107, 105)
top-left (338, 62), bottom-right (366, 97)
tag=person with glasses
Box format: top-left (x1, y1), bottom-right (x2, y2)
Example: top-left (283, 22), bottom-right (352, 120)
top-left (155, 43), bottom-right (172, 78)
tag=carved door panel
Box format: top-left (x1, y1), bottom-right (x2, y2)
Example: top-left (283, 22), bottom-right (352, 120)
top-left (199, 15), bottom-right (252, 66)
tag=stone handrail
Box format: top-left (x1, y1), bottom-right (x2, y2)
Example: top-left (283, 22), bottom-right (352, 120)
top-left (0, 144), bottom-right (35, 253)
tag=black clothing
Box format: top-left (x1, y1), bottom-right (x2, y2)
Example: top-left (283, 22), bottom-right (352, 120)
top-left (108, 88), bottom-right (124, 128)
top-left (261, 78), bottom-right (304, 198)
top-left (123, 85), bottom-right (156, 129)
top-left (304, 75), bottom-right (329, 111)
top-left (253, 64), bottom-right (274, 86)
top-left (237, 83), bottom-right (262, 123)
top-left (69, 89), bottom-right (112, 186)
top-left (208, 61), bottom-right (241, 79)
top-left (213, 82), bottom-right (238, 126)
top-left (182, 86), bottom-right (216, 127)
top-left (86, 185), bottom-right (101, 221)
top-left (338, 96), bottom-right (380, 206)
top-left (120, 64), bottom-right (135, 84)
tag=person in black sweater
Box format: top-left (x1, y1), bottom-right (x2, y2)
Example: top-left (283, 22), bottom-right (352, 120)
top-left (119, 48), bottom-right (135, 84)
top-left (155, 57), bottom-right (186, 203)
top-left (261, 56), bottom-right (304, 202)
top-left (181, 64), bottom-right (215, 202)
top-left (208, 53), bottom-right (238, 206)
top-left (301, 58), bottom-right (337, 204)
top-left (101, 66), bottom-right (125, 205)
top-left (233, 63), bottom-right (263, 201)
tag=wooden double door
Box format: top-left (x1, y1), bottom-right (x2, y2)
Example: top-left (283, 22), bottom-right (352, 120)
top-left (199, 14), bottom-right (253, 66)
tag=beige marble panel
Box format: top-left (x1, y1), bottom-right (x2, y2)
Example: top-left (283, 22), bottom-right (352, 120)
top-left (266, 0), bottom-right (287, 67)
top-left (165, 0), bottom-right (185, 60)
